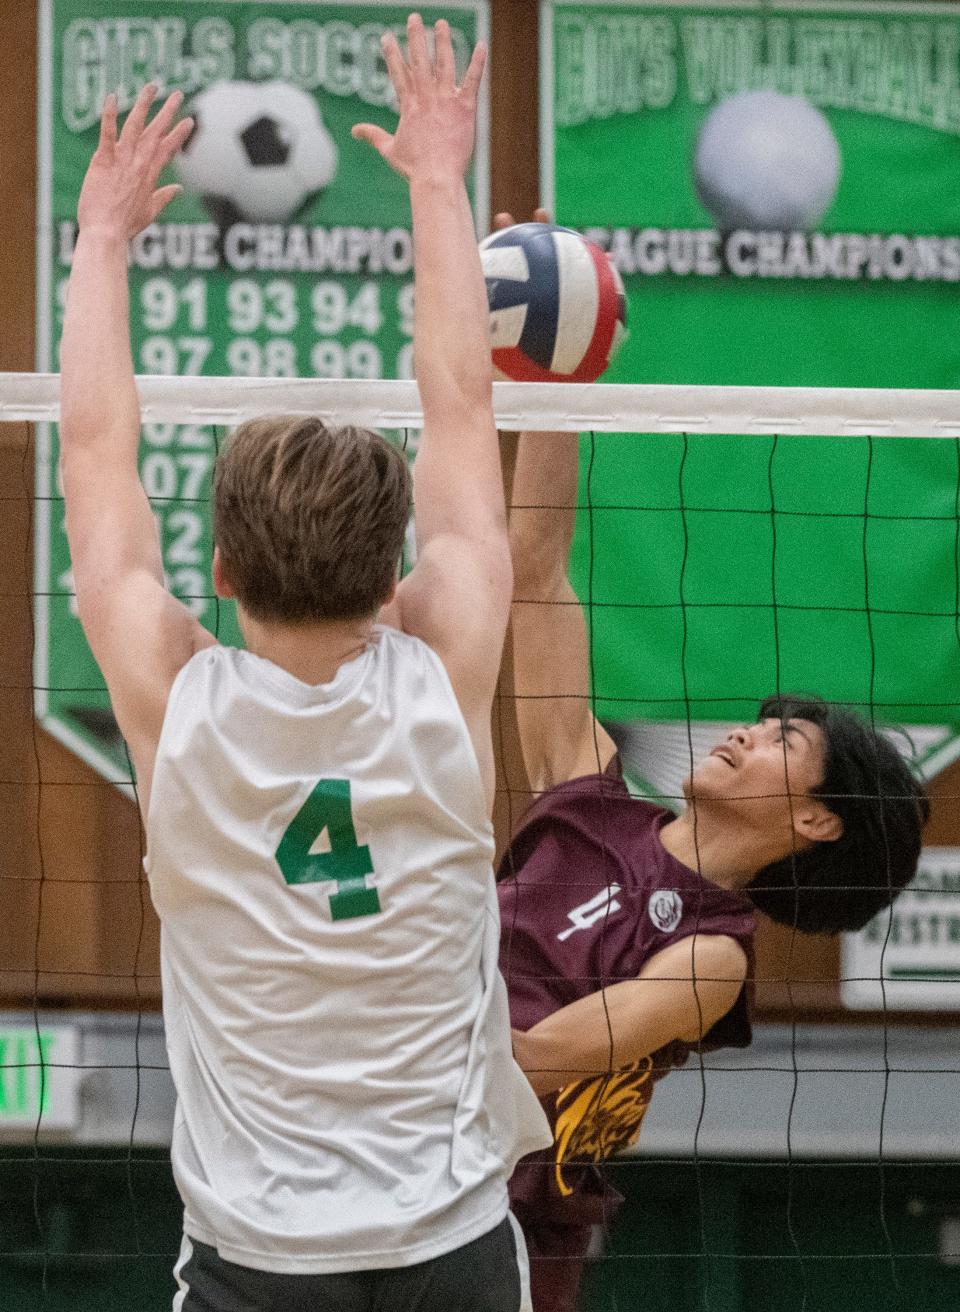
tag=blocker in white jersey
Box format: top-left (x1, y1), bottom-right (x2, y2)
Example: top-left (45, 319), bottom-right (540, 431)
top-left (59, 20), bottom-right (550, 1311)
top-left (147, 630), bottom-right (546, 1273)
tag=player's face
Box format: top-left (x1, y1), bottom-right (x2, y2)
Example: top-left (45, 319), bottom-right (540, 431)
top-left (686, 717), bottom-right (828, 809)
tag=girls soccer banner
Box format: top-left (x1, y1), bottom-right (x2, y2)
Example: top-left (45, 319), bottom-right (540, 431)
top-left (543, 0), bottom-right (960, 781)
top-left (36, 0), bottom-right (489, 785)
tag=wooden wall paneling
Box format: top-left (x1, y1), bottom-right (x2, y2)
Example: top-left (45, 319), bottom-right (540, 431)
top-left (922, 758), bottom-right (960, 846)
top-left (489, 0), bottom-right (541, 224)
top-left (489, 0), bottom-right (542, 862)
top-left (0, 0), bottom-right (40, 1004)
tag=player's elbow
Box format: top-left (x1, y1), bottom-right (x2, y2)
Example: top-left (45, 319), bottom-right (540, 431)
top-left (417, 351), bottom-right (494, 421)
top-left (468, 530), bottom-right (513, 638)
top-left (469, 530), bottom-right (512, 619)
top-left (71, 578), bottom-right (115, 661)
top-left (58, 371), bottom-right (92, 451)
top-left (489, 536), bottom-right (514, 610)
top-left (509, 515), bottom-right (571, 597)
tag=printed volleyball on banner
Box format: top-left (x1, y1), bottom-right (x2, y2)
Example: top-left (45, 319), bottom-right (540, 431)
top-left (550, 4), bottom-right (960, 286)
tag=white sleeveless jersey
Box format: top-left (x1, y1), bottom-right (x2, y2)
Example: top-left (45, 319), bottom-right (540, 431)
top-left (145, 629), bottom-right (550, 1274)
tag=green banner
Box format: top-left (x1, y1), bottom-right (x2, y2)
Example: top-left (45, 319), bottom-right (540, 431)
top-left (36, 0), bottom-right (489, 784)
top-left (544, 0), bottom-right (960, 766)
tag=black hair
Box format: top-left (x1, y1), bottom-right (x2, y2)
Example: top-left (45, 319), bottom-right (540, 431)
top-left (744, 695), bottom-right (929, 935)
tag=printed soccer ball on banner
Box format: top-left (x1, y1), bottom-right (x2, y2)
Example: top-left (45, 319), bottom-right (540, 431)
top-left (479, 223), bottom-right (628, 383)
top-left (176, 81), bottom-right (338, 225)
top-left (693, 90), bottom-right (842, 232)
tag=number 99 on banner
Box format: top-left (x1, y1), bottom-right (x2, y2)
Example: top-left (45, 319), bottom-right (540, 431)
top-left (132, 274), bottom-right (414, 381)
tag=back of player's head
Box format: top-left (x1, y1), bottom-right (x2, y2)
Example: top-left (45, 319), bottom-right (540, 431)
top-left (745, 694), bottom-right (929, 935)
top-left (213, 416), bottom-right (410, 623)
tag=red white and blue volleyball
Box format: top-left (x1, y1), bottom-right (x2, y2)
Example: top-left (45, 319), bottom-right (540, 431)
top-left (479, 222), bottom-right (628, 383)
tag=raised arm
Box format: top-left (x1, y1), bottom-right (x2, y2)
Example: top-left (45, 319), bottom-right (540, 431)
top-left (493, 209), bottom-right (619, 801)
top-left (60, 86), bottom-right (213, 801)
top-left (506, 420), bottom-right (618, 796)
top-left (354, 15), bottom-right (507, 804)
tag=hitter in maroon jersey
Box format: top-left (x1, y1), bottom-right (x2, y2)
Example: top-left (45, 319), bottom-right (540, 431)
top-left (494, 377), bottom-right (928, 1311)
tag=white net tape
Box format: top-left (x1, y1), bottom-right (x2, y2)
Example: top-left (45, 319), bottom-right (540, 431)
top-left (3, 372), bottom-right (960, 435)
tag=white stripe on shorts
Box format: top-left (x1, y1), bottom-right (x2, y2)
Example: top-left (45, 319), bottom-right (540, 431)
top-left (507, 1211), bottom-right (533, 1312)
top-left (172, 1233), bottom-right (194, 1311)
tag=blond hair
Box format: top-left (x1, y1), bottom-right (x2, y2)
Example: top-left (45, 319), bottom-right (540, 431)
top-left (213, 417), bottom-right (410, 622)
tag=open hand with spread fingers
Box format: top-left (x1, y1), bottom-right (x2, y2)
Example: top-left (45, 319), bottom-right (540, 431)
top-left (77, 84), bottom-right (194, 240)
top-left (352, 12), bottom-right (486, 183)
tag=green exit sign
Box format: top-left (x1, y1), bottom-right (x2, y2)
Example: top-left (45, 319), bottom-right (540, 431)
top-left (0, 1025), bottom-right (81, 1132)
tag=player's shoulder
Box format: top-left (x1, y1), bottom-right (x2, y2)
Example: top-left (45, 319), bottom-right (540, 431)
top-left (170, 630), bottom-right (446, 709)
top-left (537, 753), bottom-right (625, 797)
top-left (370, 622), bottom-right (464, 694)
top-left (690, 931), bottom-right (749, 976)
top-left (372, 621), bottom-right (430, 654)
top-left (164, 638), bottom-right (227, 699)
top-left (528, 765), bottom-right (664, 823)
top-left (642, 931), bottom-right (748, 980)
top-left (371, 621), bottom-right (443, 665)
top-left (511, 761), bottom-right (666, 854)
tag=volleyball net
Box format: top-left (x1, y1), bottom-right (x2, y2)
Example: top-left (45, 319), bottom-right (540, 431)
top-left (1, 374), bottom-right (959, 1305)
top-left (13, 371), bottom-right (960, 797)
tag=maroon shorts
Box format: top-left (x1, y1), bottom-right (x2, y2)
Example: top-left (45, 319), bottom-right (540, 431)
top-left (513, 1207), bottom-right (593, 1312)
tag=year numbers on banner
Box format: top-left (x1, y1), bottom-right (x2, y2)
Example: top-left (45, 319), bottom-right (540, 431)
top-left (140, 336), bottom-right (212, 375)
top-left (311, 281), bottom-right (383, 335)
top-left (141, 278), bottom-right (208, 332)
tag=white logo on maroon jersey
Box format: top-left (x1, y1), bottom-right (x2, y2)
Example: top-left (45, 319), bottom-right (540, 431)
top-left (557, 884), bottom-right (623, 942)
top-left (648, 891), bottom-right (683, 933)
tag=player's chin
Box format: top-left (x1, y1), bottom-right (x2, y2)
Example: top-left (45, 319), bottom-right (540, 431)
top-left (688, 755), bottom-right (737, 798)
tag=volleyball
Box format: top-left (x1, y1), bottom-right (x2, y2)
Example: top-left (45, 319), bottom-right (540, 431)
top-left (175, 81), bottom-right (338, 226)
top-left (693, 90), bottom-right (841, 232)
top-left (479, 222), bottom-right (628, 383)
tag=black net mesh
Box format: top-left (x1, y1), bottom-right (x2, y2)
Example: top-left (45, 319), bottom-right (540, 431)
top-left (0, 408), bottom-right (957, 1310)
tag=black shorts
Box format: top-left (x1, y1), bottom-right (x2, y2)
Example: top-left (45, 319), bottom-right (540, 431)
top-left (172, 1215), bottom-right (530, 1312)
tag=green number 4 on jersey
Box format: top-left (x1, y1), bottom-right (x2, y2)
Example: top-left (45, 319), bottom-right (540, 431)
top-left (275, 779), bottom-right (381, 921)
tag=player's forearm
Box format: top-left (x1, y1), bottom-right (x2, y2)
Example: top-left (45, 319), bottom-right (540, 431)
top-left (410, 175), bottom-right (493, 422)
top-left (60, 228), bottom-right (140, 464)
top-left (60, 228), bottom-right (164, 585)
top-left (513, 979), bottom-right (687, 1097)
top-left (509, 431), bottom-right (578, 595)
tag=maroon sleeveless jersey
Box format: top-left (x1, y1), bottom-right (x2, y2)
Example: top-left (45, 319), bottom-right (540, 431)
top-left (497, 763), bottom-right (756, 1223)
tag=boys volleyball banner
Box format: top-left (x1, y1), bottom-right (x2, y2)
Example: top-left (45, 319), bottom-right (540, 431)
top-left (35, 0), bottom-right (489, 785)
top-left (543, 0), bottom-right (960, 761)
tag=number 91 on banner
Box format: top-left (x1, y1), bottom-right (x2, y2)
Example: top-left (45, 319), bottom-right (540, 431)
top-left (125, 275), bottom-right (414, 380)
